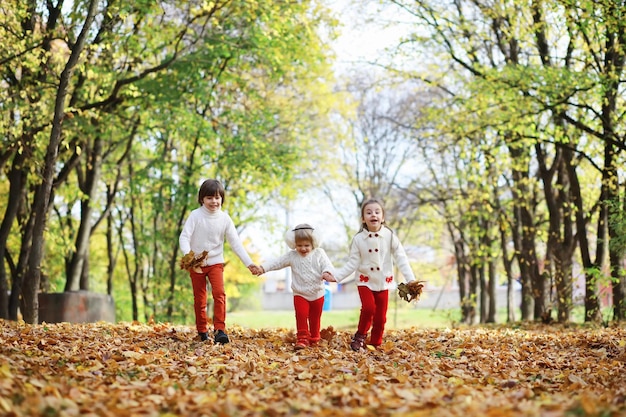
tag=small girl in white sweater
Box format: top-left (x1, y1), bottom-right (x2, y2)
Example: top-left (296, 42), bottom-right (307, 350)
top-left (257, 224), bottom-right (335, 350)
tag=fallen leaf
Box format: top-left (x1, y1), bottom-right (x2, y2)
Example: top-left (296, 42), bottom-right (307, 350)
top-left (0, 320), bottom-right (624, 417)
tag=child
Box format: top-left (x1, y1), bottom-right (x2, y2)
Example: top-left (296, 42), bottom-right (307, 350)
top-left (179, 179), bottom-right (260, 344)
top-left (329, 198), bottom-right (417, 351)
top-left (257, 224), bottom-right (335, 350)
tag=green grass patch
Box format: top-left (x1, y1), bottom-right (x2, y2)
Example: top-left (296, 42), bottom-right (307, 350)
top-left (226, 305), bottom-right (612, 331)
top-left (228, 306), bottom-right (461, 330)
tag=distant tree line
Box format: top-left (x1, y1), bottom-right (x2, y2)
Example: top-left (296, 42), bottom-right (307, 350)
top-left (360, 0), bottom-right (626, 324)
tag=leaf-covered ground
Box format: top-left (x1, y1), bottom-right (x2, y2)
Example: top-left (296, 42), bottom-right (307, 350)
top-left (1, 319), bottom-right (625, 417)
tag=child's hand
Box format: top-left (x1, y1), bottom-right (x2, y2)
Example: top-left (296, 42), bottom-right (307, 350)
top-left (322, 271), bottom-right (336, 282)
top-left (248, 264), bottom-right (263, 276)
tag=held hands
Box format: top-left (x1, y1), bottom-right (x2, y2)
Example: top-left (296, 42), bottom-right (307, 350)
top-left (248, 264), bottom-right (264, 276)
top-left (322, 271), bottom-right (336, 282)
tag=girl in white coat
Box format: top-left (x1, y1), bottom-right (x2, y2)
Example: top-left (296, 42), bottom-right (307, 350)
top-left (330, 198), bottom-right (416, 351)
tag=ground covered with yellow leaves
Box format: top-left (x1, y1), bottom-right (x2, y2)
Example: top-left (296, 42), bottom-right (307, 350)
top-left (1, 320), bottom-right (625, 417)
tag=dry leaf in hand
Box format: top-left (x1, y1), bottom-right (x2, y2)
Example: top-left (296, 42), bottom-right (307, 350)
top-left (179, 250), bottom-right (208, 271)
top-left (397, 280), bottom-right (425, 302)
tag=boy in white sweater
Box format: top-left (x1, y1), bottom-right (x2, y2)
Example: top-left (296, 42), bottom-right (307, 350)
top-left (179, 179), bottom-right (260, 344)
top-left (257, 224), bottom-right (335, 350)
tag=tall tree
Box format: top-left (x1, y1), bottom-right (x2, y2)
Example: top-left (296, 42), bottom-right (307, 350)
top-left (382, 0), bottom-right (626, 324)
top-left (0, 0), bottom-right (339, 323)
top-left (22, 0), bottom-right (99, 324)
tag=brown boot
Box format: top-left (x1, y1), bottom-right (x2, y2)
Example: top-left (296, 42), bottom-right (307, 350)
top-left (350, 332), bottom-right (366, 351)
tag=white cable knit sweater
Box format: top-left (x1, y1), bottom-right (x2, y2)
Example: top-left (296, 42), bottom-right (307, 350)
top-left (179, 206), bottom-right (253, 267)
top-left (261, 248), bottom-right (334, 301)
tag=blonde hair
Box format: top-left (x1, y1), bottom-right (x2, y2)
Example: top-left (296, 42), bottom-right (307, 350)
top-left (284, 223), bottom-right (321, 249)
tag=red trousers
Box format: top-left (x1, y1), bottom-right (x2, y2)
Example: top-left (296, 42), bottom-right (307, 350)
top-left (357, 286), bottom-right (389, 346)
top-left (293, 295), bottom-right (325, 344)
top-left (190, 264), bottom-right (225, 333)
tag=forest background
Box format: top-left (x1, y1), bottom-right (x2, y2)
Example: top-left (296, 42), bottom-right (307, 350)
top-left (2, 0), bottom-right (626, 328)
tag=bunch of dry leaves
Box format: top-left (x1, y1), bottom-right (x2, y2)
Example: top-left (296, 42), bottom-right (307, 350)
top-left (1, 319), bottom-right (625, 416)
top-left (397, 281), bottom-right (425, 302)
top-left (179, 251), bottom-right (208, 271)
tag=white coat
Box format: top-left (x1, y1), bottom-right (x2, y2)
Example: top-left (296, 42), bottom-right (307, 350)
top-left (335, 227), bottom-right (415, 291)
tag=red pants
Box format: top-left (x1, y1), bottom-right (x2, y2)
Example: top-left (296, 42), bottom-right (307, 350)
top-left (357, 286), bottom-right (389, 346)
top-left (293, 295), bottom-right (325, 344)
top-left (190, 264), bottom-right (225, 333)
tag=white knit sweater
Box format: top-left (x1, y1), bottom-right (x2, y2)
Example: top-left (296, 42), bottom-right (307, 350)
top-left (261, 248), bottom-right (334, 301)
top-left (179, 206), bottom-right (253, 267)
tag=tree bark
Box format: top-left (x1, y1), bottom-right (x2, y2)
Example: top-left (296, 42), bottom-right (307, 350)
top-left (0, 151), bottom-right (27, 319)
top-left (509, 146), bottom-right (539, 321)
top-left (65, 136), bottom-right (103, 291)
top-left (498, 212), bottom-right (516, 322)
top-left (21, 0), bottom-right (99, 324)
top-left (487, 258), bottom-right (497, 323)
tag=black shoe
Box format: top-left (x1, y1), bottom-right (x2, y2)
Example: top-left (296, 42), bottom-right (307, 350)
top-left (199, 332), bottom-right (209, 341)
top-left (214, 330), bottom-right (229, 344)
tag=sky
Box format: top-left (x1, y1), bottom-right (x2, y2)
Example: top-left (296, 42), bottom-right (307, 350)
top-left (241, 0), bottom-right (410, 263)
top-left (328, 0), bottom-right (408, 75)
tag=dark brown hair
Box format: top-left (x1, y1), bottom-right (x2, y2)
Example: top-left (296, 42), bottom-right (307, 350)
top-left (197, 179), bottom-right (225, 206)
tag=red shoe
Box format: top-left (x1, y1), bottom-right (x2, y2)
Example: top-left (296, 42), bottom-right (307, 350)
top-left (295, 338), bottom-right (308, 350)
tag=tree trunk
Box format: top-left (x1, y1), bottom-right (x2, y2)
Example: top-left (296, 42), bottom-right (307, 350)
top-left (106, 211), bottom-right (117, 296)
top-left (20, 0), bottom-right (99, 324)
top-left (65, 136), bottom-right (104, 291)
top-left (567, 145), bottom-right (601, 322)
top-left (508, 141), bottom-right (539, 321)
top-left (454, 237), bottom-right (473, 324)
top-left (487, 258), bottom-right (497, 323)
top-left (608, 180), bottom-right (626, 320)
top-left (167, 245), bottom-right (180, 321)
top-left (609, 243), bottom-right (626, 320)
top-left (468, 263), bottom-right (478, 325)
top-left (498, 214), bottom-right (516, 322)
top-left (479, 263), bottom-right (487, 323)
top-left (0, 152), bottom-right (28, 319)
top-left (536, 143), bottom-right (577, 323)
top-left (131, 275), bottom-right (139, 322)
top-left (554, 255), bottom-right (573, 322)
top-left (65, 199), bottom-right (94, 291)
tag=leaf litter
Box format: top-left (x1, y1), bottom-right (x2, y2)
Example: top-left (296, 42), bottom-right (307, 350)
top-left (1, 319), bottom-right (625, 416)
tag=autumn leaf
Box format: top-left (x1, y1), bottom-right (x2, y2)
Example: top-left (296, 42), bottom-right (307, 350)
top-left (397, 280), bottom-right (425, 302)
top-left (179, 250), bottom-right (208, 271)
top-left (0, 320), bottom-right (625, 416)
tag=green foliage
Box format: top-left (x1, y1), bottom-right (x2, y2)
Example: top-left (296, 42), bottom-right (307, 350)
top-left (607, 195), bottom-right (626, 256)
top-left (0, 0), bottom-right (340, 323)
top-left (5, 0), bottom-right (626, 327)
